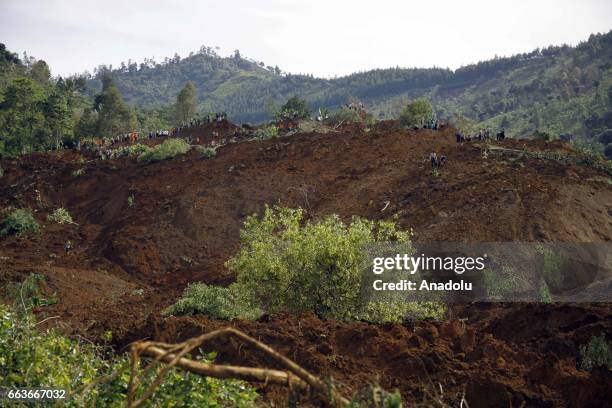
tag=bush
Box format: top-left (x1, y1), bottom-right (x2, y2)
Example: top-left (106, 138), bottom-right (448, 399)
top-left (0, 304), bottom-right (259, 406)
top-left (72, 168), bottom-right (86, 177)
top-left (47, 207), bottom-right (75, 225)
top-left (225, 206), bottom-right (443, 322)
top-left (115, 143), bottom-right (151, 158)
top-left (276, 96), bottom-right (311, 121)
top-left (164, 283), bottom-right (262, 320)
top-left (329, 108), bottom-right (362, 124)
top-left (195, 145), bottom-right (217, 158)
top-left (1, 208), bottom-right (39, 237)
top-left (579, 333), bottom-right (612, 371)
top-left (253, 125), bottom-right (278, 140)
top-left (137, 139), bottom-right (191, 164)
top-left (399, 99), bottom-right (433, 127)
top-left (5, 273), bottom-right (58, 314)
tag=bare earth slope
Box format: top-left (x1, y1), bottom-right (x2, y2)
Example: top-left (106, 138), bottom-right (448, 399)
top-left (1, 123), bottom-right (611, 406)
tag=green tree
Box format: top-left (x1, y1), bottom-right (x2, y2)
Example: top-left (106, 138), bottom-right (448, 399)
top-left (74, 108), bottom-right (98, 139)
top-left (277, 96), bottom-right (311, 121)
top-left (399, 98), bottom-right (433, 127)
top-left (29, 60), bottom-right (51, 85)
top-left (43, 92), bottom-right (74, 148)
top-left (94, 77), bottom-right (136, 137)
top-left (0, 77), bottom-right (46, 154)
top-left (175, 82), bottom-right (198, 123)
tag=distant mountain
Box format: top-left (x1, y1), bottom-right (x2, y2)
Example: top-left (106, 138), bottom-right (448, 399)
top-left (88, 32), bottom-right (612, 142)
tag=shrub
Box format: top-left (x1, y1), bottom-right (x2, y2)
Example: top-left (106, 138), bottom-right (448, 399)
top-left (164, 283), bottom-right (262, 320)
top-left (72, 168), bottom-right (86, 177)
top-left (137, 139), bottom-right (190, 164)
top-left (399, 99), bottom-right (433, 127)
top-left (579, 333), bottom-right (612, 371)
top-left (47, 207), bottom-right (75, 225)
top-left (195, 145), bottom-right (217, 158)
top-left (1, 208), bottom-right (39, 236)
top-left (225, 206), bottom-right (443, 322)
top-left (115, 143), bottom-right (151, 158)
top-left (0, 304), bottom-right (259, 406)
top-left (5, 273), bottom-right (58, 314)
top-left (329, 108), bottom-right (362, 124)
top-left (253, 125), bottom-right (278, 140)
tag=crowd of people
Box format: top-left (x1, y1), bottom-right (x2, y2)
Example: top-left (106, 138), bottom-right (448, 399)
top-left (455, 127), bottom-right (505, 143)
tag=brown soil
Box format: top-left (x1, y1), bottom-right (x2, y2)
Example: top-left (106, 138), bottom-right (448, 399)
top-left (1, 123), bottom-right (611, 406)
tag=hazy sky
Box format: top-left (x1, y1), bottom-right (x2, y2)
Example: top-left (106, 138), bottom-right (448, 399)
top-left (1, 0), bottom-right (611, 78)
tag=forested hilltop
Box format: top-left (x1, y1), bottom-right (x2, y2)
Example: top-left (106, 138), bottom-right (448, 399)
top-left (89, 32), bottom-right (612, 142)
top-left (1, 31), bottom-right (611, 157)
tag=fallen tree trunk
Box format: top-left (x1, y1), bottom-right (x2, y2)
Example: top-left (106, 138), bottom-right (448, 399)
top-left (141, 344), bottom-right (308, 388)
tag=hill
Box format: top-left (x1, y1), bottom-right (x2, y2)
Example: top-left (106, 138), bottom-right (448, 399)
top-left (1, 123), bottom-right (611, 405)
top-left (88, 32), bottom-right (612, 143)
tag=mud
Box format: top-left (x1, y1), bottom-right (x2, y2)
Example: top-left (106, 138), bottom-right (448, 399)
top-left (1, 123), bottom-right (611, 406)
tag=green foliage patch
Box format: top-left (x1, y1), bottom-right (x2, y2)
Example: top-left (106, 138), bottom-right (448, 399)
top-left (47, 207), bottom-right (75, 225)
top-left (1, 208), bottom-right (39, 237)
top-left (399, 99), bottom-right (434, 127)
top-left (253, 124), bottom-right (278, 140)
top-left (195, 145), bottom-right (217, 158)
top-left (0, 303), bottom-right (259, 406)
top-left (137, 138), bottom-right (190, 164)
top-left (5, 273), bottom-right (57, 314)
top-left (163, 283), bottom-right (262, 320)
top-left (579, 333), bottom-right (612, 371)
top-left (226, 206), bottom-right (443, 322)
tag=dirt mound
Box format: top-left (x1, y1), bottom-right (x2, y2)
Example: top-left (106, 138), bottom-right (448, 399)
top-left (1, 123), bottom-right (611, 405)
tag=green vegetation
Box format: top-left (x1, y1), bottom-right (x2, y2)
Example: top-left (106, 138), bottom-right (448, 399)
top-left (579, 333), bottom-right (612, 371)
top-left (166, 206), bottom-right (443, 323)
top-left (0, 208), bottom-right (39, 237)
top-left (175, 81), bottom-right (198, 123)
top-left (5, 273), bottom-right (57, 314)
top-left (47, 207), bottom-right (75, 225)
top-left (164, 283), bottom-right (262, 320)
top-left (115, 143), bottom-right (150, 158)
top-left (137, 138), bottom-right (191, 164)
top-left (226, 206), bottom-right (442, 322)
top-left (0, 303), bottom-right (259, 406)
top-left (253, 124), bottom-right (278, 140)
top-left (399, 99), bottom-right (434, 127)
top-left (276, 96), bottom-right (311, 121)
top-left (195, 145), bottom-right (217, 158)
top-left (74, 31), bottom-right (612, 155)
top-left (72, 168), bottom-right (86, 177)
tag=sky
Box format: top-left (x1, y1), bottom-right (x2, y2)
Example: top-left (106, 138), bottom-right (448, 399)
top-left (1, 0), bottom-right (611, 78)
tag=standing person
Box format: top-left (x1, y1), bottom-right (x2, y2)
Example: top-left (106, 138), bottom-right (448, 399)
top-left (430, 152), bottom-right (438, 168)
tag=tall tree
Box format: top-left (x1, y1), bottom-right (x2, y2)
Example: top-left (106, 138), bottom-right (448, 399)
top-left (43, 92), bottom-right (74, 148)
top-left (175, 82), bottom-right (197, 123)
top-left (0, 77), bottom-right (46, 154)
top-left (94, 77), bottom-right (136, 137)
